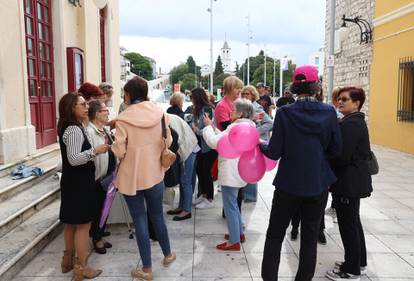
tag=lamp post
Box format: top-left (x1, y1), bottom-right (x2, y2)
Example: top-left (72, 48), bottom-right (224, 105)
top-left (327, 0), bottom-right (336, 104)
top-left (264, 45), bottom-right (267, 85)
top-left (246, 13), bottom-right (252, 85)
top-left (207, 0), bottom-right (217, 94)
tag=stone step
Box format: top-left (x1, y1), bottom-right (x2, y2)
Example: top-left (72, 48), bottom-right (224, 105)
top-left (0, 199), bottom-right (61, 281)
top-left (0, 144), bottom-right (60, 178)
top-left (0, 175), bottom-right (60, 239)
top-left (0, 154), bottom-right (60, 203)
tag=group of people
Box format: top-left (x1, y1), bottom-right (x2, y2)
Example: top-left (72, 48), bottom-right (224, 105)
top-left (57, 63), bottom-right (373, 281)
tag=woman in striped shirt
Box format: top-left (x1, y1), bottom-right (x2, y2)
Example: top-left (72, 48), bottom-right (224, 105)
top-left (57, 92), bottom-right (109, 281)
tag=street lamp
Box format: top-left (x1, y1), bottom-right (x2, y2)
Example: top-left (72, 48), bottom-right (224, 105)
top-left (246, 13), bottom-right (252, 85)
top-left (340, 14), bottom-right (373, 44)
top-left (207, 0), bottom-right (217, 94)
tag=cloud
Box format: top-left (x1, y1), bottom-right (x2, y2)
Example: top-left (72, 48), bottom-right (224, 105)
top-left (119, 0), bottom-right (326, 71)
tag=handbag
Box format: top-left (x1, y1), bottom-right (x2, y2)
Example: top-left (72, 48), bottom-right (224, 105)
top-left (99, 128), bottom-right (116, 191)
top-left (367, 150), bottom-right (379, 175)
top-left (160, 115), bottom-right (177, 168)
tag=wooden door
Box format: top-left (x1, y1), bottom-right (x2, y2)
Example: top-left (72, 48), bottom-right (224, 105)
top-left (23, 0), bottom-right (56, 148)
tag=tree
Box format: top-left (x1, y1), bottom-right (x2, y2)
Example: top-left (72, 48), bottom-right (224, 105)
top-left (169, 63), bottom-right (188, 85)
top-left (214, 73), bottom-right (231, 89)
top-left (181, 73), bottom-right (197, 91)
top-left (235, 61), bottom-right (240, 73)
top-left (186, 56), bottom-right (196, 74)
top-left (124, 52), bottom-right (153, 80)
top-left (236, 50), bottom-right (274, 84)
top-left (214, 55), bottom-right (224, 77)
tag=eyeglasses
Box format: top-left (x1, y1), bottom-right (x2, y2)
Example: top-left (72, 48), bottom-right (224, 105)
top-left (98, 108), bottom-right (109, 113)
top-left (337, 97), bottom-right (351, 103)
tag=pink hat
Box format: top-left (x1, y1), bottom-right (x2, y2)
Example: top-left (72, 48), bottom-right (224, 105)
top-left (292, 65), bottom-right (319, 83)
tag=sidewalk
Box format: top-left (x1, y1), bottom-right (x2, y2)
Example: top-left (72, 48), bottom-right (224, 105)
top-left (12, 145), bottom-right (414, 281)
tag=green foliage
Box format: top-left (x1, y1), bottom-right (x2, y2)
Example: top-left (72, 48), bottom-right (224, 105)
top-left (214, 56), bottom-right (224, 76)
top-left (235, 61), bottom-right (240, 73)
top-left (214, 73), bottom-right (231, 88)
top-left (124, 52), bottom-right (153, 80)
top-left (181, 73), bottom-right (197, 91)
top-left (169, 64), bottom-right (188, 85)
top-left (186, 56), bottom-right (196, 74)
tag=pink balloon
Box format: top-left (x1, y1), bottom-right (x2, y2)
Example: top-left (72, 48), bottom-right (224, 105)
top-left (228, 123), bottom-right (259, 152)
top-left (238, 146), bottom-right (266, 183)
top-left (217, 134), bottom-right (242, 159)
top-left (264, 157), bottom-right (278, 171)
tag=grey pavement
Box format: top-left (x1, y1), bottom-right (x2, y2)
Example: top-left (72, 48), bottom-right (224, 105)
top-left (12, 145), bottom-right (414, 281)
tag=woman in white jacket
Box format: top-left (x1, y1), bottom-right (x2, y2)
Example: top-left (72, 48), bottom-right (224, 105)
top-left (203, 98), bottom-right (255, 251)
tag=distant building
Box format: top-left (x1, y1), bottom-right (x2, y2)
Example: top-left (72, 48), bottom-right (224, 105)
top-left (221, 40), bottom-right (232, 73)
top-left (308, 48), bottom-right (325, 76)
top-left (120, 47), bottom-right (135, 86)
top-left (144, 56), bottom-right (157, 79)
top-left (201, 64), bottom-right (211, 77)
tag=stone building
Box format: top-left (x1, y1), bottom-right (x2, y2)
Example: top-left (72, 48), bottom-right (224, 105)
top-left (0, 0), bottom-right (121, 164)
top-left (323, 0), bottom-right (375, 114)
top-left (221, 40), bottom-right (232, 73)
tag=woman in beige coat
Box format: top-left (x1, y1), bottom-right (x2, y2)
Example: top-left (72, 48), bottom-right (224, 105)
top-left (112, 76), bottom-right (175, 280)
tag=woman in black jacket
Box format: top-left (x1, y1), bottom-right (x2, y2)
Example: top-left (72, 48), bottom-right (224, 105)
top-left (326, 87), bottom-right (373, 281)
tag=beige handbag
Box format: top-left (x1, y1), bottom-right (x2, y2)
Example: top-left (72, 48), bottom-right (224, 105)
top-left (160, 115), bottom-right (176, 168)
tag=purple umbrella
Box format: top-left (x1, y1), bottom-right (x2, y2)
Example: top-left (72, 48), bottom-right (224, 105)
top-left (99, 171), bottom-right (117, 228)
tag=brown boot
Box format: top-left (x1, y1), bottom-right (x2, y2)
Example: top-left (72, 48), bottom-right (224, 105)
top-left (73, 262), bottom-right (102, 281)
top-left (61, 250), bottom-right (74, 273)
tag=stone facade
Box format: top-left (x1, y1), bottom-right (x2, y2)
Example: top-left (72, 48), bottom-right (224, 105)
top-left (323, 0), bottom-right (375, 115)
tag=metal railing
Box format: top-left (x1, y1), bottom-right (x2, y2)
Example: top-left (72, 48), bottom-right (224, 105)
top-left (397, 57), bottom-right (414, 122)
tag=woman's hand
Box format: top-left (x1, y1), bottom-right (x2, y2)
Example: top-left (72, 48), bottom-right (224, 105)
top-left (95, 144), bottom-right (110, 155)
top-left (254, 112), bottom-right (265, 121)
top-left (203, 113), bottom-right (213, 127)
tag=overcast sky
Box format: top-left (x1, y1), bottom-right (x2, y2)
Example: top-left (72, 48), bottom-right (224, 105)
top-left (119, 0), bottom-right (326, 73)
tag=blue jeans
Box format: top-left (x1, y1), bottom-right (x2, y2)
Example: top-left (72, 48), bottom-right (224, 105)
top-left (123, 181), bottom-right (171, 268)
top-left (222, 186), bottom-right (245, 243)
top-left (244, 183), bottom-right (258, 202)
top-left (179, 152), bottom-right (196, 212)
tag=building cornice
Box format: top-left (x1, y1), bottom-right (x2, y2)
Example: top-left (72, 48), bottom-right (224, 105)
top-left (373, 3), bottom-right (414, 27)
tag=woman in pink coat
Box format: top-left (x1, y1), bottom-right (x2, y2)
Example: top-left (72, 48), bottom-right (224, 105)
top-left (112, 76), bottom-right (176, 280)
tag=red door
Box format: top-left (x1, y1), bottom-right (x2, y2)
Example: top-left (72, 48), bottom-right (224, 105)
top-left (23, 0), bottom-right (56, 148)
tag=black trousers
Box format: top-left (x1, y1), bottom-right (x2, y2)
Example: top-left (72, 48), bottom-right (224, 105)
top-left (333, 194), bottom-right (367, 275)
top-left (261, 188), bottom-right (328, 281)
top-left (291, 206), bottom-right (326, 232)
top-left (196, 150), bottom-right (218, 200)
top-left (90, 182), bottom-right (107, 241)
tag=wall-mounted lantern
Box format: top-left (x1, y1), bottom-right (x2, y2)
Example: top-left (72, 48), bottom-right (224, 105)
top-left (338, 14), bottom-right (373, 44)
top-left (68, 0), bottom-right (81, 7)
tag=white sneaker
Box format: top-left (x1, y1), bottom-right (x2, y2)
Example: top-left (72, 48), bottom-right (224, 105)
top-left (217, 185), bottom-right (222, 192)
top-left (193, 196), bottom-right (205, 206)
top-left (326, 269), bottom-right (360, 281)
top-left (334, 261), bottom-right (367, 275)
top-left (195, 199), bottom-right (214, 209)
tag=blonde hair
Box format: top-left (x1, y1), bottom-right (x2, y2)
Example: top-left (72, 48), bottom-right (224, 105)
top-left (223, 76), bottom-right (243, 95)
top-left (241, 85), bottom-right (259, 101)
top-left (170, 92), bottom-right (185, 107)
top-left (332, 86), bottom-right (342, 106)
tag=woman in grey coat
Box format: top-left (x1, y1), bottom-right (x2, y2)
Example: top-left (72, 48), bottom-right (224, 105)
top-left (241, 85), bottom-right (273, 202)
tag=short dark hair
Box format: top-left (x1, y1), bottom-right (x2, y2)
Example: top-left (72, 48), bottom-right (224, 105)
top-left (338, 86), bottom-right (366, 110)
top-left (78, 82), bottom-right (104, 101)
top-left (290, 82), bottom-right (320, 96)
top-left (124, 76), bottom-right (148, 103)
top-left (57, 92), bottom-right (82, 134)
top-left (88, 100), bottom-right (104, 121)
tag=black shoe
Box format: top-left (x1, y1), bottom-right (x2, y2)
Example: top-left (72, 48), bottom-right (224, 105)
top-left (102, 231), bottom-right (111, 237)
top-left (318, 231), bottom-right (327, 245)
top-left (103, 241), bottom-right (112, 248)
top-left (167, 209), bottom-right (182, 215)
top-left (173, 213), bottom-right (192, 221)
top-left (290, 230), bottom-right (298, 241)
top-left (93, 241), bottom-right (107, 254)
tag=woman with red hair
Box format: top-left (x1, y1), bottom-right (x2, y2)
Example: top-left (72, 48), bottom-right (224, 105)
top-left (78, 82), bottom-right (105, 102)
